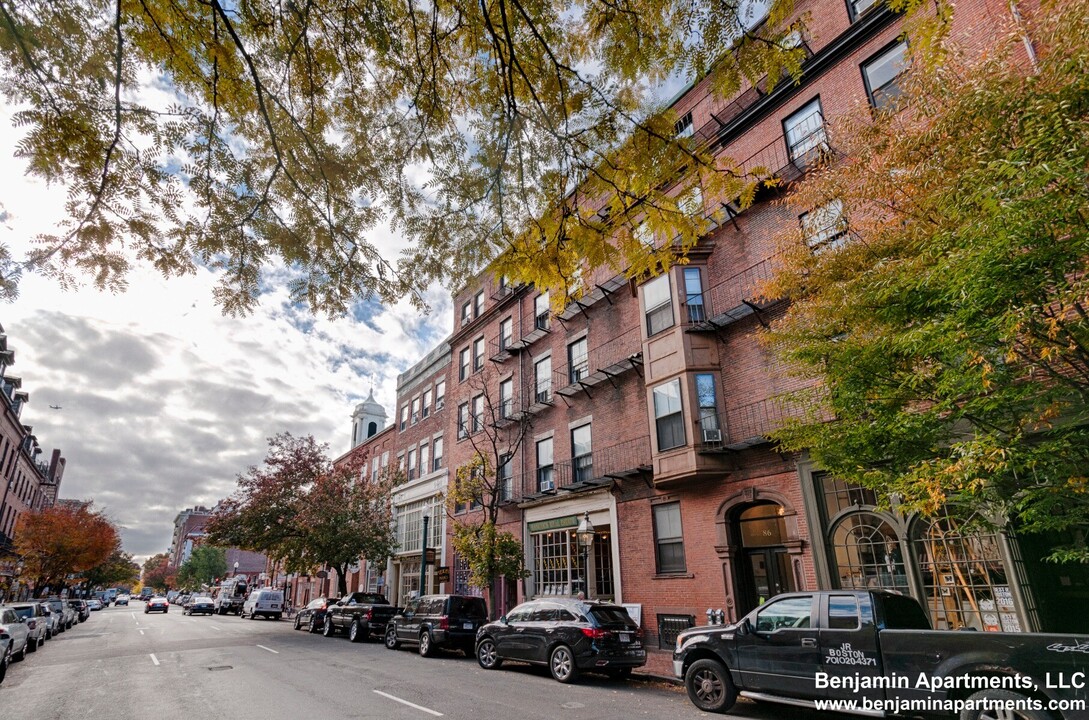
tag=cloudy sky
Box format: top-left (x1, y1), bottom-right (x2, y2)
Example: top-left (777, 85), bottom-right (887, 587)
top-left (0, 105), bottom-right (452, 563)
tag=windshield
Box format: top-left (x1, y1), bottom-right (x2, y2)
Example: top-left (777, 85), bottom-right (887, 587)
top-left (448, 596), bottom-right (487, 618)
top-left (13, 607), bottom-right (34, 619)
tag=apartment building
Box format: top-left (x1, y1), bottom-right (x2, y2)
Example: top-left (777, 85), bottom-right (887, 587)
top-left (320, 0), bottom-right (1083, 659)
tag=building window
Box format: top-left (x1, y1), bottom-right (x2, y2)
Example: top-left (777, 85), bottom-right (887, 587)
top-left (653, 502), bottom-right (687, 574)
top-left (695, 373), bottom-right (721, 444)
top-left (459, 347), bottom-right (470, 381)
top-left (474, 290), bottom-right (485, 317)
top-left (534, 292), bottom-right (550, 331)
top-left (422, 388), bottom-right (431, 418)
top-left (419, 443), bottom-right (430, 476)
top-left (784, 98), bottom-right (827, 163)
top-left (683, 268), bottom-right (705, 323)
top-left (497, 275), bottom-right (510, 295)
top-left (643, 274), bottom-right (674, 337)
top-left (498, 453), bottom-right (513, 501)
top-left (472, 394), bottom-right (484, 433)
top-left (536, 437), bottom-right (554, 492)
top-left (863, 40), bottom-right (908, 110)
top-left (434, 381), bottom-right (445, 410)
top-left (473, 336), bottom-right (485, 372)
top-left (653, 379), bottom-right (685, 451)
top-left (397, 452), bottom-right (405, 473)
top-left (568, 337), bottom-right (588, 384)
top-left (407, 446), bottom-right (417, 480)
top-left (461, 301), bottom-right (472, 327)
top-left (831, 512), bottom-right (909, 591)
top-left (499, 378), bottom-right (513, 419)
top-left (674, 111), bottom-right (694, 138)
top-left (499, 317), bottom-right (513, 350)
top-left (432, 437), bottom-right (443, 470)
top-left (800, 200), bottom-right (847, 251)
top-left (533, 530), bottom-right (581, 596)
top-left (534, 356), bottom-right (551, 403)
top-left (572, 423), bottom-right (592, 482)
top-left (371, 457), bottom-right (380, 482)
top-left (411, 397), bottom-right (420, 425)
top-left (457, 402), bottom-right (469, 439)
top-left (847, 0), bottom-right (878, 22)
top-left (399, 405), bottom-right (409, 431)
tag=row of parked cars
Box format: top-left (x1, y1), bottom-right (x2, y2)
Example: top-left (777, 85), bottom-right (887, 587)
top-left (292, 592), bottom-right (646, 684)
top-left (0, 598), bottom-right (95, 684)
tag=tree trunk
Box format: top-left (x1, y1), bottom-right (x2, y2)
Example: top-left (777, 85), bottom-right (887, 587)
top-left (337, 564), bottom-right (349, 596)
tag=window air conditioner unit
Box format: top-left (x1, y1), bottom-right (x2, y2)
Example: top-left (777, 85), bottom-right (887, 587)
top-left (702, 428), bottom-right (723, 444)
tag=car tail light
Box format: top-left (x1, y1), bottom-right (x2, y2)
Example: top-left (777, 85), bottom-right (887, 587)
top-left (581, 627), bottom-right (607, 640)
top-left (438, 615), bottom-right (449, 630)
top-left (364, 609), bottom-right (373, 621)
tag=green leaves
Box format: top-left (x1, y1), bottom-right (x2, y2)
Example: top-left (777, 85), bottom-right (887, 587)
top-left (767, 0), bottom-right (1089, 560)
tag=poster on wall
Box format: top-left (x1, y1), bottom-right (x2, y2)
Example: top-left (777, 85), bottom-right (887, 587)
top-left (621, 603), bottom-right (642, 628)
top-left (1000, 612), bottom-right (1022, 633)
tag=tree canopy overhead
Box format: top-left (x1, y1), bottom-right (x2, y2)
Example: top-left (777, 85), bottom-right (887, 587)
top-left (766, 0), bottom-right (1089, 560)
top-left (0, 0), bottom-right (937, 314)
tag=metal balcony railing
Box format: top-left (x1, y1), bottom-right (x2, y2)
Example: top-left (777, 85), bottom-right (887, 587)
top-left (683, 254), bottom-right (785, 333)
top-left (552, 326), bottom-right (644, 399)
top-left (521, 436), bottom-right (653, 500)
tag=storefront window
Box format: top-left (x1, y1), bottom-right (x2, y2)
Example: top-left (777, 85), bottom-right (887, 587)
top-left (831, 512), bottom-right (909, 591)
top-left (914, 509), bottom-right (1014, 632)
top-left (531, 524), bottom-right (614, 599)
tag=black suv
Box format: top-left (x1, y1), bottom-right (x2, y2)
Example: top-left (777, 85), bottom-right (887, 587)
top-left (475, 599), bottom-right (645, 683)
top-left (384, 594), bottom-right (488, 657)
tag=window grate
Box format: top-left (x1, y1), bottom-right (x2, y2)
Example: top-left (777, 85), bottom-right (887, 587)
top-left (657, 614), bottom-right (695, 650)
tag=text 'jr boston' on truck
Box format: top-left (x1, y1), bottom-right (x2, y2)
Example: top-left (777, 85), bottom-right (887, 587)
top-left (673, 590), bottom-right (1088, 719)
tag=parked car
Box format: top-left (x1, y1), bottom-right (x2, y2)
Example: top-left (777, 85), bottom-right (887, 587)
top-left (11, 603), bottom-right (47, 651)
top-left (293, 597), bottom-right (339, 633)
top-left (87, 598), bottom-right (103, 611)
top-left (68, 599), bottom-right (90, 622)
top-left (475, 599), bottom-right (645, 683)
top-left (0, 605), bottom-right (31, 663)
top-left (114, 595), bottom-right (129, 606)
top-left (324, 592), bottom-right (400, 641)
top-left (241, 589), bottom-right (284, 620)
top-left (45, 598), bottom-right (74, 630)
top-left (385, 594), bottom-right (488, 657)
top-left (183, 596), bottom-right (215, 616)
top-left (40, 603), bottom-right (61, 637)
top-left (144, 597), bottom-right (169, 614)
top-left (173, 594), bottom-right (190, 607)
top-left (672, 590), bottom-right (1089, 719)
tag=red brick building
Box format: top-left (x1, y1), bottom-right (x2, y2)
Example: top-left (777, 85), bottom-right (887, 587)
top-left (316, 0), bottom-right (1083, 665)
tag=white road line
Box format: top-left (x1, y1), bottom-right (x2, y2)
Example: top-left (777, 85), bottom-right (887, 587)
top-left (130, 612), bottom-right (136, 619)
top-left (208, 624), bottom-right (221, 631)
top-left (149, 654), bottom-right (160, 666)
top-left (256, 644), bottom-right (279, 654)
top-left (139, 629), bottom-right (145, 635)
top-left (372, 690), bottom-right (443, 717)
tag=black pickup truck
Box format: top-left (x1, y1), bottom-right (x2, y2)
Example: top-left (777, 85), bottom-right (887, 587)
top-left (323, 592), bottom-right (401, 642)
top-left (673, 590), bottom-right (1088, 719)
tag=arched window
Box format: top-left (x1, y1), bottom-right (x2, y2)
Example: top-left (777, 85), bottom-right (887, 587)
top-left (367, 421), bottom-right (378, 438)
top-left (830, 513), bottom-right (909, 591)
top-left (913, 509), bottom-right (1010, 632)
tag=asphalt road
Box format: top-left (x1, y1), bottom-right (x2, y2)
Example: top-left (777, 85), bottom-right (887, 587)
top-left (0, 603), bottom-right (830, 720)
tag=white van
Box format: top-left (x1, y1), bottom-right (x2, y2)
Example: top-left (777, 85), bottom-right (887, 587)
top-left (241, 589), bottom-right (284, 620)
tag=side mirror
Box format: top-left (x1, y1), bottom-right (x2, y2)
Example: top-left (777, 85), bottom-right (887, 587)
top-left (18, 616), bottom-right (27, 623)
top-left (499, 615), bottom-right (508, 624)
top-left (737, 618), bottom-right (753, 636)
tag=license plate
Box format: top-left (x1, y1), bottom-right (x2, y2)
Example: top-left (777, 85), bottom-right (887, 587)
top-left (271, 604), bottom-right (279, 608)
top-left (463, 622), bottom-right (473, 630)
top-left (619, 632), bottom-right (631, 643)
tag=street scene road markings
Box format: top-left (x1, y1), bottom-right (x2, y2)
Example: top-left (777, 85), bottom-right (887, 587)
top-left (139, 629), bottom-right (145, 635)
top-left (149, 654), bottom-right (159, 666)
top-left (130, 612), bottom-right (136, 619)
top-left (256, 645), bottom-right (279, 654)
top-left (372, 690), bottom-right (443, 717)
top-left (208, 624), bottom-right (221, 631)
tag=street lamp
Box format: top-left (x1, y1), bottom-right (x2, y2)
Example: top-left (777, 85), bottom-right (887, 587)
top-left (576, 512), bottom-right (595, 599)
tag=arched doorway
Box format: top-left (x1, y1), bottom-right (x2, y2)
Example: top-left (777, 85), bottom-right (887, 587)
top-left (733, 503), bottom-right (796, 615)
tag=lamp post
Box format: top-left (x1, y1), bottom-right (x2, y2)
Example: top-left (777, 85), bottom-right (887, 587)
top-left (576, 512), bottom-right (595, 599)
top-left (421, 514), bottom-right (430, 597)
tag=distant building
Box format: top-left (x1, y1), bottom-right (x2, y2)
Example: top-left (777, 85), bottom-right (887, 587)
top-left (168, 506), bottom-right (213, 568)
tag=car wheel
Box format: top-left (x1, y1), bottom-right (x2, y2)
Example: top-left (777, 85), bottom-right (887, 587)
top-left (960, 690), bottom-right (1053, 720)
top-left (28, 636), bottom-right (38, 652)
top-left (322, 616), bottom-right (334, 637)
top-left (549, 645), bottom-right (578, 683)
top-left (14, 639), bottom-right (27, 661)
top-left (309, 617), bottom-right (320, 634)
top-left (607, 667), bottom-right (632, 680)
top-left (349, 619), bottom-right (363, 643)
top-left (476, 637), bottom-right (502, 669)
top-left (418, 629), bottom-right (435, 657)
top-left (273, 614), bottom-right (281, 621)
top-left (685, 658), bottom-right (737, 713)
top-left (0, 647), bottom-right (9, 684)
top-left (249, 611), bottom-right (256, 620)
top-left (385, 625), bottom-right (401, 650)
top-left (294, 615), bottom-right (303, 630)
top-left (45, 628), bottom-right (52, 640)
